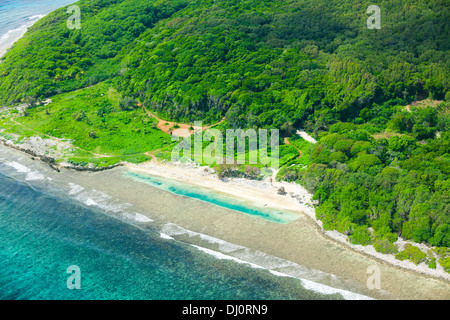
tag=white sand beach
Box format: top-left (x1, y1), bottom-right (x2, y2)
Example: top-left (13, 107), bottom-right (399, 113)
top-left (125, 159), bottom-right (450, 283)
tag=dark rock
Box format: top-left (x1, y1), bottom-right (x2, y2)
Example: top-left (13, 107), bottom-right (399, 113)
top-left (277, 186), bottom-right (286, 195)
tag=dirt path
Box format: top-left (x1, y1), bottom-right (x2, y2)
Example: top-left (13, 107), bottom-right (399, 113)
top-left (404, 99), bottom-right (443, 112)
top-left (143, 107), bottom-right (225, 137)
top-left (284, 137), bottom-right (303, 157)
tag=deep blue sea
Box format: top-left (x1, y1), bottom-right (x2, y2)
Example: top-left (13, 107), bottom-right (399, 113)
top-left (0, 1), bottom-right (363, 301)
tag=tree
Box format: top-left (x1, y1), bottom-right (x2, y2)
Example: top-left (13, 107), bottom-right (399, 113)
top-left (119, 96), bottom-right (138, 111)
top-left (348, 154), bottom-right (381, 172)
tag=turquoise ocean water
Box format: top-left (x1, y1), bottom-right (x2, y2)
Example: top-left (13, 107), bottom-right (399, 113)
top-left (124, 171), bottom-right (299, 224)
top-left (0, 158), bottom-right (348, 300)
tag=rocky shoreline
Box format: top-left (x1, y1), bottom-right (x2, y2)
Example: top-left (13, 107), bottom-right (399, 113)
top-left (0, 135), bottom-right (123, 172)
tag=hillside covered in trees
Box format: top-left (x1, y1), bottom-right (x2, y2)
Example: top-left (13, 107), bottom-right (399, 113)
top-left (0, 0), bottom-right (449, 270)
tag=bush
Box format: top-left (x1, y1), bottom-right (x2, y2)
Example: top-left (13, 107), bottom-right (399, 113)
top-left (429, 224), bottom-right (450, 247)
top-left (439, 257), bottom-right (450, 273)
top-left (349, 225), bottom-right (373, 245)
top-left (428, 257), bottom-right (436, 269)
top-left (329, 122), bottom-right (358, 133)
top-left (119, 96), bottom-right (138, 111)
top-left (348, 153), bottom-right (381, 172)
top-left (373, 237), bottom-right (398, 254)
top-left (395, 244), bottom-right (427, 265)
top-left (434, 247), bottom-right (450, 274)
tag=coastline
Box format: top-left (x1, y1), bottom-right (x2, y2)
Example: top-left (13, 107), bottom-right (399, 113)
top-left (0, 15), bottom-right (44, 59)
top-left (125, 160), bottom-right (450, 284)
top-left (0, 31), bottom-right (23, 59)
top-left (4, 113), bottom-right (448, 287)
top-left (0, 10), bottom-right (448, 297)
top-left (0, 1), bottom-right (77, 59)
top-left (0, 141), bottom-right (449, 299)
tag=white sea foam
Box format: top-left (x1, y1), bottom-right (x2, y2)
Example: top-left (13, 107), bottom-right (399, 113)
top-left (3, 160), bottom-right (45, 180)
top-left (68, 183), bottom-right (84, 195)
top-left (160, 233), bottom-right (174, 240)
top-left (194, 244), bottom-right (372, 300)
top-left (28, 14), bottom-right (45, 21)
top-left (199, 233), bottom-right (246, 253)
top-left (1, 15), bottom-right (43, 42)
top-left (75, 190), bottom-right (132, 213)
top-left (300, 279), bottom-right (372, 300)
top-left (84, 198), bottom-right (98, 207)
top-left (269, 270), bottom-right (292, 277)
top-left (192, 245), bottom-right (264, 269)
top-left (162, 222), bottom-right (373, 300)
top-left (0, 24), bottom-right (30, 58)
top-left (163, 224), bottom-right (301, 271)
top-left (122, 212), bottom-right (153, 223)
top-left (133, 213), bottom-right (153, 223)
top-left (161, 223), bottom-right (197, 237)
top-left (25, 171), bottom-right (45, 181)
top-left (4, 161), bottom-right (31, 173)
top-left (162, 224), bottom-right (243, 254)
top-left (0, 26), bottom-right (27, 41)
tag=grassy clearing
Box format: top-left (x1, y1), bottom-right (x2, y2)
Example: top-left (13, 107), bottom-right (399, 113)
top-left (371, 131), bottom-right (406, 140)
top-left (0, 82), bottom-right (171, 167)
top-left (19, 82), bottom-right (170, 156)
top-left (277, 136), bottom-right (314, 180)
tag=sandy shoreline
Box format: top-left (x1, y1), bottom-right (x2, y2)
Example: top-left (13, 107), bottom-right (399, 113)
top-left (125, 160), bottom-right (450, 284)
top-left (0, 110), bottom-right (448, 298)
top-left (0, 24), bottom-right (30, 59)
top-left (5, 113), bottom-right (447, 288)
top-left (0, 12), bottom-right (50, 59)
top-left (0, 142), bottom-right (449, 299)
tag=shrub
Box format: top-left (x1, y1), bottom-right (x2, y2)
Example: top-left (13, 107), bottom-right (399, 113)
top-left (428, 257), bottom-right (436, 269)
top-left (119, 96), bottom-right (138, 111)
top-left (439, 257), bottom-right (450, 273)
top-left (349, 225), bottom-right (373, 245)
top-left (329, 122), bottom-right (358, 133)
top-left (348, 153), bottom-right (381, 172)
top-left (350, 141), bottom-right (372, 157)
top-left (395, 244), bottom-right (427, 265)
top-left (434, 247), bottom-right (450, 273)
top-left (373, 237), bottom-right (398, 254)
